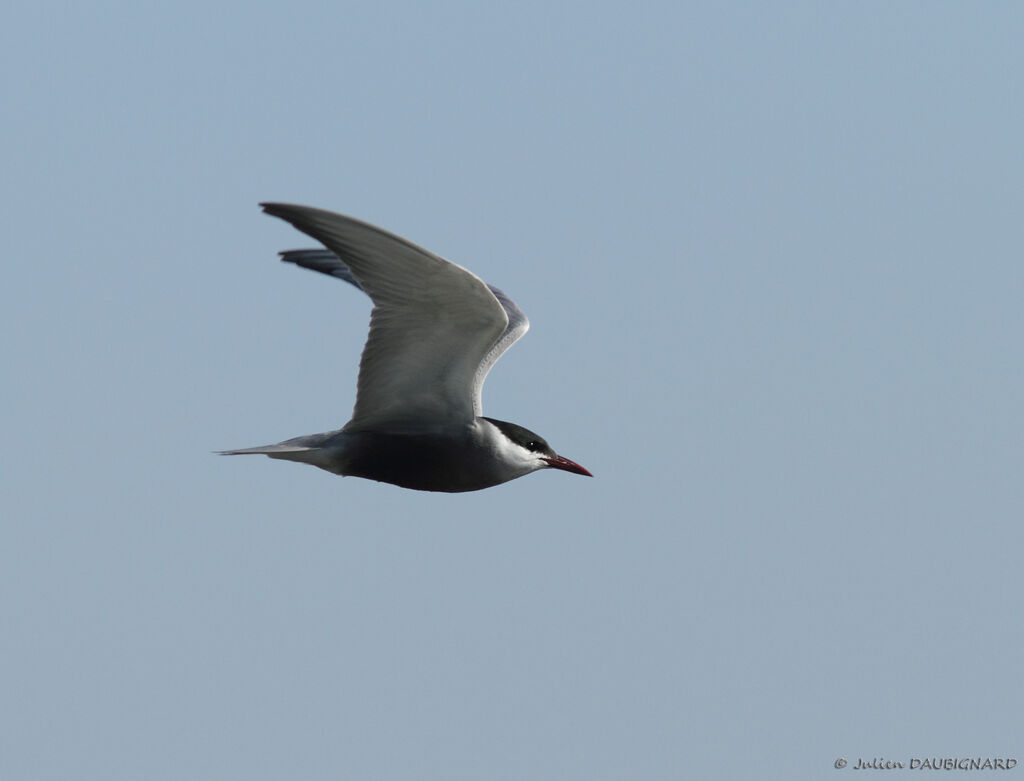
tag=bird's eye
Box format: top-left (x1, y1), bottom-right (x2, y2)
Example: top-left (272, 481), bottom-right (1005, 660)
top-left (527, 441), bottom-right (541, 452)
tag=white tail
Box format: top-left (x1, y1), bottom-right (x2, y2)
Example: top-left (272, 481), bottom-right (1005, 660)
top-left (218, 444), bottom-right (315, 456)
top-left (218, 436), bottom-right (346, 474)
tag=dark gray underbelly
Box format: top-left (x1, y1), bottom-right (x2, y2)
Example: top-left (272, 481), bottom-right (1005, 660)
top-left (339, 430), bottom-right (502, 492)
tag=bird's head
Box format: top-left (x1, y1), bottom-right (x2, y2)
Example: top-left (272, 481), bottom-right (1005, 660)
top-left (481, 417), bottom-right (592, 479)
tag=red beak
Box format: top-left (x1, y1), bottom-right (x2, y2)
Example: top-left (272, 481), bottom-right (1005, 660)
top-left (542, 454), bottom-right (593, 477)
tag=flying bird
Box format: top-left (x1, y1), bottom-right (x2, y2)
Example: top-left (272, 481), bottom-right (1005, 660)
top-left (220, 203), bottom-right (592, 492)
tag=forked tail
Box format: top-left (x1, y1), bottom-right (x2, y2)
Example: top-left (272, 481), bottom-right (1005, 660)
top-left (217, 431), bottom-right (348, 475)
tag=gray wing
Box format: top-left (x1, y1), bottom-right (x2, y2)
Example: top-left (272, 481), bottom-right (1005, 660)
top-left (263, 204), bottom-right (529, 429)
top-left (280, 249), bottom-right (529, 387)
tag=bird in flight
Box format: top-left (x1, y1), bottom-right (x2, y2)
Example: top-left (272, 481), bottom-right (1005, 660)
top-left (220, 203), bottom-right (591, 492)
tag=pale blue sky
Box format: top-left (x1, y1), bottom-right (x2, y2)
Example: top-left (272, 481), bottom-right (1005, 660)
top-left (3, 2), bottom-right (1022, 779)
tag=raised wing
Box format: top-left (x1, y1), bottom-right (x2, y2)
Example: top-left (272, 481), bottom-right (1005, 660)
top-left (262, 204), bottom-right (528, 430)
top-left (279, 248), bottom-right (529, 399)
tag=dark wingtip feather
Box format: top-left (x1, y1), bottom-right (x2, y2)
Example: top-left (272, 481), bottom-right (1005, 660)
top-left (259, 201), bottom-right (291, 217)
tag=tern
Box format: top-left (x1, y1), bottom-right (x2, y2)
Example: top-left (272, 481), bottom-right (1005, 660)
top-left (220, 203), bottom-right (592, 492)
